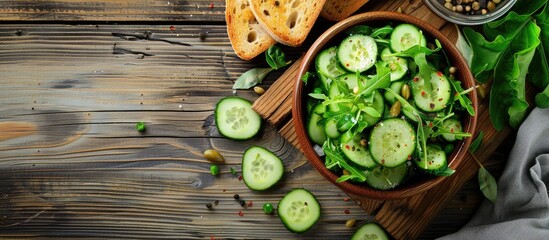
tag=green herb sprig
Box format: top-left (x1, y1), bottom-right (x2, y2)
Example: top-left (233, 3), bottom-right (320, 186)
top-left (232, 45), bottom-right (291, 89)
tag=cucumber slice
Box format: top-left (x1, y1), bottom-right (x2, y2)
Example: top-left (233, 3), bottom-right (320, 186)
top-left (324, 118), bottom-right (341, 139)
top-left (360, 90), bottom-right (385, 128)
top-left (337, 34), bottom-right (378, 72)
top-left (365, 162), bottom-right (408, 190)
top-left (316, 46), bottom-right (347, 90)
top-left (351, 223), bottom-right (390, 240)
top-left (441, 118), bottom-right (463, 142)
top-left (381, 48), bottom-right (409, 81)
top-left (383, 80), bottom-right (405, 104)
top-left (215, 97), bottom-right (262, 140)
top-left (341, 136), bottom-right (377, 169)
top-left (336, 73), bottom-right (367, 92)
top-left (307, 105), bottom-right (327, 145)
top-left (278, 188), bottom-right (321, 233)
top-left (390, 23), bottom-right (427, 52)
top-left (414, 144), bottom-right (448, 173)
top-left (242, 146), bottom-right (284, 191)
top-left (369, 118), bottom-right (416, 167)
top-left (411, 71), bottom-right (452, 112)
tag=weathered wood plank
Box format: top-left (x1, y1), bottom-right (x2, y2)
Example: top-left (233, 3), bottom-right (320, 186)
top-left (0, 0), bottom-right (226, 22)
top-left (0, 23), bottom-right (372, 239)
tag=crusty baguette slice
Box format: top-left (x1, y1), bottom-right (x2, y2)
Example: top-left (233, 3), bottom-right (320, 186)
top-left (248, 0), bottom-right (327, 47)
top-left (226, 0), bottom-right (276, 60)
top-left (320, 0), bottom-right (370, 22)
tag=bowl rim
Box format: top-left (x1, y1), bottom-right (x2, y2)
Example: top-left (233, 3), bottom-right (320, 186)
top-left (292, 11), bottom-right (478, 200)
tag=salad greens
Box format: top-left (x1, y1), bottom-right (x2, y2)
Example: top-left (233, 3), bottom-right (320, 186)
top-left (233, 45), bottom-right (290, 89)
top-left (305, 23), bottom-right (475, 186)
top-left (458, 0), bottom-right (549, 130)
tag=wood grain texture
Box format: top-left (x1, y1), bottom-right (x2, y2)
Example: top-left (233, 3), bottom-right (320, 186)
top-left (0, 24), bottom-right (371, 239)
top-left (0, 0), bottom-right (226, 22)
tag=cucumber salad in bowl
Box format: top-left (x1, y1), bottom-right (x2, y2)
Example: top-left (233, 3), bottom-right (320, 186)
top-left (302, 22), bottom-right (476, 190)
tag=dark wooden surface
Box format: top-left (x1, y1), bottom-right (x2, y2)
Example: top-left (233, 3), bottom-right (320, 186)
top-left (0, 0), bottom-right (514, 239)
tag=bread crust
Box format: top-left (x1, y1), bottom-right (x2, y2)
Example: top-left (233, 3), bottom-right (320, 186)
top-left (320, 0), bottom-right (370, 22)
top-left (226, 0), bottom-right (276, 60)
top-left (248, 0), bottom-right (327, 47)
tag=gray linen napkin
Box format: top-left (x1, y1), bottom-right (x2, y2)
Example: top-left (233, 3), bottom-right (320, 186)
top-left (438, 107), bottom-right (549, 240)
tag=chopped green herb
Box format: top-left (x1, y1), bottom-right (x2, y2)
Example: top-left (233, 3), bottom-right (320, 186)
top-left (469, 131), bottom-right (485, 153)
top-left (230, 167), bottom-right (236, 175)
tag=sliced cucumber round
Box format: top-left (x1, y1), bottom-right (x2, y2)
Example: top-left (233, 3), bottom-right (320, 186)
top-left (381, 48), bottom-right (409, 81)
top-left (341, 136), bottom-right (377, 169)
top-left (415, 144), bottom-right (448, 173)
top-left (315, 46), bottom-right (347, 90)
top-left (390, 23), bottom-right (427, 52)
top-left (242, 146), bottom-right (284, 191)
top-left (336, 73), bottom-right (367, 92)
top-left (351, 222), bottom-right (390, 240)
top-left (324, 118), bottom-right (341, 139)
top-left (278, 188), bottom-right (321, 233)
top-left (215, 97), bottom-right (262, 140)
top-left (441, 118), bottom-right (463, 142)
top-left (383, 80), bottom-right (405, 105)
top-left (369, 118), bottom-right (416, 167)
top-left (365, 162), bottom-right (408, 190)
top-left (307, 105), bottom-right (327, 146)
top-left (360, 90), bottom-right (385, 128)
top-left (337, 34), bottom-right (378, 72)
top-left (411, 71), bottom-right (452, 112)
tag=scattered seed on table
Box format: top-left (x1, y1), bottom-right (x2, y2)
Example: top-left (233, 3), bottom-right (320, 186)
top-left (136, 122), bottom-right (146, 132)
top-left (206, 203), bottom-right (212, 209)
top-left (247, 201), bottom-right (253, 207)
top-left (210, 165), bottom-right (219, 176)
top-left (344, 209), bottom-right (350, 214)
top-left (263, 203), bottom-right (274, 214)
top-left (345, 218), bottom-right (357, 228)
top-left (238, 211), bottom-right (244, 217)
top-left (214, 200), bottom-right (219, 206)
top-left (233, 194), bottom-right (240, 200)
top-left (240, 200), bottom-right (246, 207)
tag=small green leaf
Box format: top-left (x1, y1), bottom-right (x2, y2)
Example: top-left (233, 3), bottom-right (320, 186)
top-left (433, 167), bottom-right (455, 176)
top-left (448, 78), bottom-right (476, 116)
top-left (360, 106), bottom-right (381, 118)
top-left (345, 25), bottom-right (372, 35)
top-left (230, 167), bottom-right (236, 175)
top-left (308, 93), bottom-right (328, 100)
top-left (232, 67), bottom-right (273, 89)
top-left (265, 45), bottom-right (288, 70)
top-left (469, 131), bottom-right (484, 153)
top-left (371, 25), bottom-right (393, 38)
top-left (478, 167), bottom-right (498, 203)
top-left (301, 71), bottom-right (315, 85)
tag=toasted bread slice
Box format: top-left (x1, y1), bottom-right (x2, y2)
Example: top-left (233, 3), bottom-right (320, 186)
top-left (249, 0), bottom-right (327, 47)
top-left (320, 0), bottom-right (370, 21)
top-left (226, 0), bottom-right (276, 60)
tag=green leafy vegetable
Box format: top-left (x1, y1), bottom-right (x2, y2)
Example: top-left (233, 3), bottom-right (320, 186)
top-left (265, 45), bottom-right (290, 70)
top-left (301, 71), bottom-right (315, 85)
top-left (478, 167), bottom-right (498, 203)
top-left (345, 25), bottom-right (372, 35)
top-left (432, 167), bottom-right (456, 177)
top-left (469, 131), bottom-right (484, 153)
top-left (232, 67), bottom-right (274, 89)
top-left (458, 1), bottom-right (549, 130)
top-left (448, 78), bottom-right (476, 116)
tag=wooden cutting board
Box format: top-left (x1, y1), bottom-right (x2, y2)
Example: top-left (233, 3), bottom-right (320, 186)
top-left (252, 1), bottom-right (511, 239)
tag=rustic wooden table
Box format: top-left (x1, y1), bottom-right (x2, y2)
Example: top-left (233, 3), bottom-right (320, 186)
top-left (0, 0), bottom-right (513, 239)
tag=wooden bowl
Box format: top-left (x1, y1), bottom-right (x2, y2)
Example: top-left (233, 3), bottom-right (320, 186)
top-left (292, 12), bottom-right (478, 200)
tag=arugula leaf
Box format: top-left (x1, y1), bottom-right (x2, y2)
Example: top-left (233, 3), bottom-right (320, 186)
top-left (371, 25), bottom-right (393, 38)
top-left (448, 78), bottom-right (476, 116)
top-left (478, 167), bottom-right (498, 203)
top-left (301, 71), bottom-right (315, 86)
top-left (323, 146), bottom-right (367, 182)
top-left (308, 93), bottom-right (328, 100)
top-left (265, 45), bottom-right (289, 70)
top-left (432, 167), bottom-right (456, 176)
top-left (345, 25), bottom-right (372, 36)
top-left (469, 131), bottom-right (484, 153)
top-left (357, 63), bottom-right (391, 97)
top-left (232, 68), bottom-right (274, 89)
